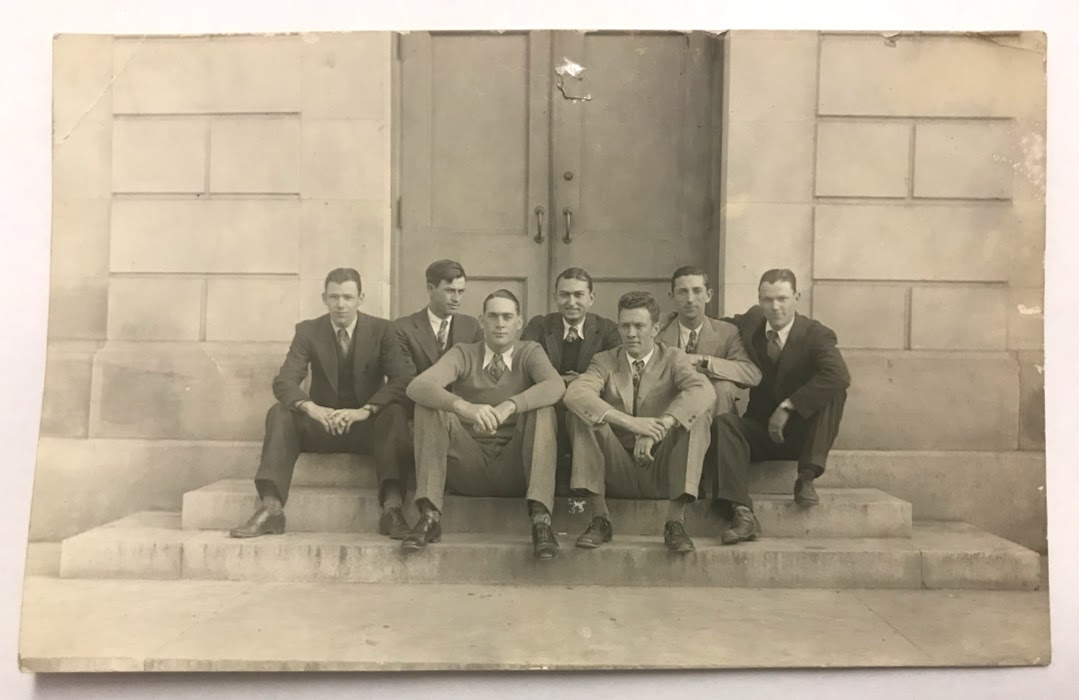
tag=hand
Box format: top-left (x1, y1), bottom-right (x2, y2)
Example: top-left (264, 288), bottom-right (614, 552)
top-left (493, 400), bottom-right (517, 426)
top-left (328, 407), bottom-right (372, 435)
top-left (624, 416), bottom-right (667, 441)
top-left (300, 402), bottom-right (336, 433)
top-left (455, 401), bottom-right (502, 435)
top-left (561, 371), bottom-right (580, 384)
top-left (633, 436), bottom-right (656, 466)
top-left (768, 405), bottom-right (790, 444)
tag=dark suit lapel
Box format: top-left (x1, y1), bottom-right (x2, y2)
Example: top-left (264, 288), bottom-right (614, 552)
top-left (775, 314), bottom-right (807, 385)
top-left (447, 312), bottom-right (471, 350)
top-left (544, 314), bottom-right (564, 372)
top-left (749, 320), bottom-right (768, 369)
top-left (314, 315), bottom-right (340, 395)
top-left (351, 313), bottom-right (377, 379)
top-left (413, 309), bottom-right (441, 366)
top-left (576, 314), bottom-right (603, 373)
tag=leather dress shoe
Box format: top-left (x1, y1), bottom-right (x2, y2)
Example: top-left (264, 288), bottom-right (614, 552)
top-left (663, 520), bottom-right (695, 553)
top-left (379, 507), bottom-right (412, 539)
top-left (721, 505), bottom-right (761, 545)
top-left (532, 521), bottom-right (560, 560)
top-left (576, 516), bottom-right (613, 549)
top-left (794, 472), bottom-right (820, 507)
top-left (401, 512), bottom-right (442, 551)
top-left (229, 506), bottom-right (285, 538)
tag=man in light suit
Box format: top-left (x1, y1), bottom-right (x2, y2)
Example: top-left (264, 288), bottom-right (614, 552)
top-left (564, 291), bottom-right (714, 553)
top-left (714, 268), bottom-right (850, 545)
top-left (522, 267), bottom-right (621, 494)
top-left (229, 268), bottom-right (414, 540)
top-left (395, 259), bottom-right (484, 380)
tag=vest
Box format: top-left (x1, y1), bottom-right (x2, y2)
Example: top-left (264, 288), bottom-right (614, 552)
top-left (559, 333), bottom-right (583, 374)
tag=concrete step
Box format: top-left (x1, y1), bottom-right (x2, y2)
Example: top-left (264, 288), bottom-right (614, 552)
top-left (183, 479), bottom-right (912, 539)
top-left (59, 512), bottom-right (1040, 590)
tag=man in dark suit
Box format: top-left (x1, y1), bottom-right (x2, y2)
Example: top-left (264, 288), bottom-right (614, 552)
top-left (713, 268), bottom-right (850, 545)
top-left (521, 267), bottom-right (620, 493)
top-left (395, 259), bottom-right (484, 378)
top-left (229, 268), bottom-right (414, 540)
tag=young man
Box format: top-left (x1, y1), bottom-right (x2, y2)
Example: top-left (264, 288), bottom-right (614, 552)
top-left (714, 268), bottom-right (851, 545)
top-left (563, 291), bottom-right (714, 554)
top-left (659, 265), bottom-right (762, 414)
top-left (229, 268), bottom-right (415, 540)
top-left (395, 259), bottom-right (484, 378)
top-left (403, 290), bottom-right (566, 559)
top-left (521, 267), bottom-right (621, 493)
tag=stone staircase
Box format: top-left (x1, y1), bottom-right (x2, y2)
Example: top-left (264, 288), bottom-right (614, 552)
top-left (57, 454), bottom-right (1040, 590)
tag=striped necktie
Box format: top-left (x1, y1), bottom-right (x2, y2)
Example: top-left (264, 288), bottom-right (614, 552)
top-left (631, 359), bottom-right (645, 416)
top-left (488, 352), bottom-right (506, 382)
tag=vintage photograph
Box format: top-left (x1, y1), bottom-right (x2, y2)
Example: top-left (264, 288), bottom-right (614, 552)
top-left (19, 28), bottom-right (1048, 672)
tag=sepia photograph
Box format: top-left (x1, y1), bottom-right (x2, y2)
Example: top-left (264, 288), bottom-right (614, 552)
top-left (16, 23), bottom-right (1051, 676)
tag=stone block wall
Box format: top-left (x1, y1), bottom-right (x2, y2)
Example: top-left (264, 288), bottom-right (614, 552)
top-left (721, 31), bottom-right (1046, 451)
top-left (44, 33), bottom-right (394, 442)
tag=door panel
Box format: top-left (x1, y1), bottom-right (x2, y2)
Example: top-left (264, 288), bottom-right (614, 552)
top-left (551, 32), bottom-right (717, 318)
top-left (398, 32), bottom-right (551, 320)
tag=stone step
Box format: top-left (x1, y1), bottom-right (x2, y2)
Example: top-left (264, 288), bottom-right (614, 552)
top-left (59, 512), bottom-right (1040, 590)
top-left (183, 480), bottom-right (912, 539)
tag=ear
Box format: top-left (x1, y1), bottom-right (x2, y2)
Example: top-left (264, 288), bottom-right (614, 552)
top-left (704, 287), bottom-right (715, 303)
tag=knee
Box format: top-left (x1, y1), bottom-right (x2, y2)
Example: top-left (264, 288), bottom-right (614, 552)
top-left (712, 381), bottom-right (742, 415)
top-left (265, 402), bottom-right (295, 428)
top-left (414, 404), bottom-right (454, 430)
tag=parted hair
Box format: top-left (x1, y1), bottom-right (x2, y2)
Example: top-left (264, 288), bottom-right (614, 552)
top-left (483, 289), bottom-right (521, 314)
top-left (324, 268), bottom-right (362, 293)
top-left (425, 259), bottom-right (467, 287)
top-left (759, 268), bottom-right (798, 293)
top-left (670, 265), bottom-right (711, 290)
top-left (555, 267), bottom-right (594, 293)
top-left (617, 291), bottom-right (661, 323)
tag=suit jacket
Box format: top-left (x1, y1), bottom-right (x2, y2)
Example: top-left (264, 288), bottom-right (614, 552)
top-left (726, 306), bottom-right (850, 422)
top-left (272, 312), bottom-right (412, 410)
top-left (564, 341), bottom-right (713, 431)
top-left (656, 312), bottom-right (762, 388)
top-left (394, 307), bottom-right (484, 376)
top-left (521, 311), bottom-right (621, 375)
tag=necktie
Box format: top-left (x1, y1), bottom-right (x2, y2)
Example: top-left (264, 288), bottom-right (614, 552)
top-left (337, 327), bottom-right (350, 355)
top-left (766, 329), bottom-right (782, 363)
top-left (631, 359), bottom-right (645, 416)
top-left (488, 352), bottom-right (506, 382)
top-left (437, 319), bottom-right (449, 352)
top-left (686, 329), bottom-right (698, 354)
top-left (565, 326), bottom-right (580, 343)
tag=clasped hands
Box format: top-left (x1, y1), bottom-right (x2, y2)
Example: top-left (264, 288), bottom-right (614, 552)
top-left (301, 401), bottom-right (374, 435)
top-left (624, 414), bottom-right (678, 467)
top-left (454, 398), bottom-right (517, 436)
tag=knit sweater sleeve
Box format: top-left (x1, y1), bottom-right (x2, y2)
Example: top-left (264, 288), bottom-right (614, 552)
top-left (405, 345), bottom-right (469, 411)
top-left (507, 343), bottom-right (565, 412)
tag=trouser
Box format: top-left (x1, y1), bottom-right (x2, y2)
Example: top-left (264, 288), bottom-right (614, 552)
top-left (413, 404), bottom-right (558, 514)
top-left (567, 410), bottom-right (713, 501)
top-left (710, 392), bottom-right (846, 511)
top-left (254, 402), bottom-right (413, 506)
top-left (699, 380), bottom-right (745, 497)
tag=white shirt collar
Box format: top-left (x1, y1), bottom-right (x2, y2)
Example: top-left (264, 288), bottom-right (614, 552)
top-left (427, 306), bottom-right (451, 337)
top-left (332, 315), bottom-right (359, 340)
top-left (626, 346), bottom-right (655, 372)
top-left (562, 316), bottom-right (585, 340)
top-left (678, 318), bottom-right (705, 348)
top-left (483, 343), bottom-right (515, 371)
top-left (767, 313), bottom-right (796, 349)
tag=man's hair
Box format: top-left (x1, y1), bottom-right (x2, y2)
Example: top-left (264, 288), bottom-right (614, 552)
top-left (324, 268), bottom-right (362, 294)
top-left (425, 259), bottom-right (466, 287)
top-left (670, 265), bottom-right (711, 290)
top-left (555, 267), bottom-right (594, 293)
top-left (483, 289), bottom-right (521, 315)
top-left (617, 291), bottom-right (661, 323)
top-left (758, 268), bottom-right (798, 293)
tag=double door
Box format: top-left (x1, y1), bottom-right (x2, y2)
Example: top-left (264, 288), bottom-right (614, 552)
top-left (396, 30), bottom-right (723, 320)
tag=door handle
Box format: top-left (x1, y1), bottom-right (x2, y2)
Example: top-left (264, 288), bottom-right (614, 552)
top-left (562, 206), bottom-right (573, 244)
top-left (533, 206), bottom-right (545, 244)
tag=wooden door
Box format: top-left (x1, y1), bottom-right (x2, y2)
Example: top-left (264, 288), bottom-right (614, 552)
top-left (549, 32), bottom-right (719, 319)
top-left (398, 31), bottom-right (552, 319)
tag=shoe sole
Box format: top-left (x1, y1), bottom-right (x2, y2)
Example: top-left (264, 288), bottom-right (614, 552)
top-left (534, 550), bottom-right (559, 560)
top-left (794, 497), bottom-right (820, 507)
top-left (228, 526), bottom-right (285, 539)
top-left (666, 543), bottom-right (695, 554)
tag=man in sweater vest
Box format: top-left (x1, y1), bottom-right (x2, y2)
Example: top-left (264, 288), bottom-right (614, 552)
top-left (564, 291), bottom-right (715, 553)
top-left (229, 268), bottom-right (415, 540)
top-left (713, 268), bottom-right (850, 545)
top-left (403, 289), bottom-right (566, 559)
top-left (521, 267), bottom-right (621, 494)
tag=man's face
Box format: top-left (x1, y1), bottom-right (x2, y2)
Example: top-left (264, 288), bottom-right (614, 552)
top-left (670, 274), bottom-right (713, 324)
top-left (427, 276), bottom-right (466, 318)
top-left (617, 307), bottom-right (660, 359)
top-left (323, 280), bottom-right (363, 326)
top-left (555, 278), bottom-right (594, 324)
top-left (758, 280), bottom-right (799, 329)
top-left (481, 297), bottom-right (523, 350)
